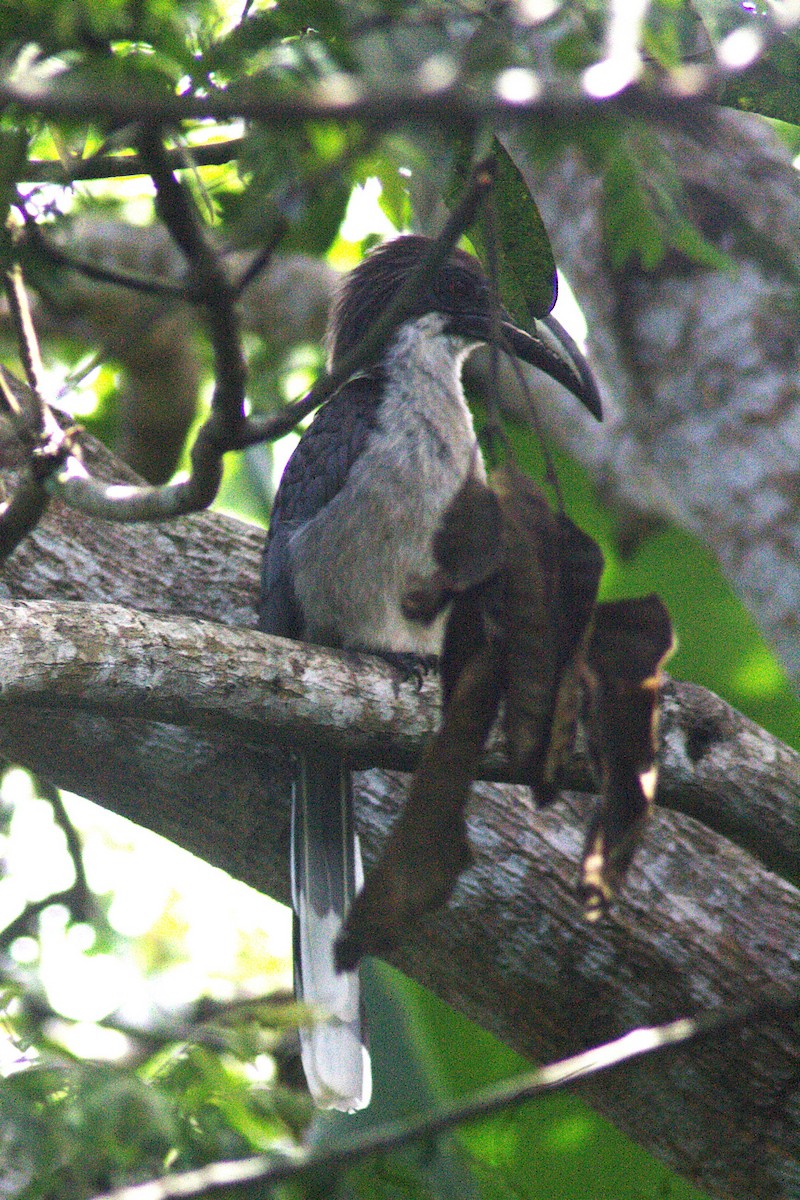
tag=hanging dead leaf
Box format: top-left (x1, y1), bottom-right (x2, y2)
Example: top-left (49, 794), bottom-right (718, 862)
top-left (579, 595), bottom-right (676, 921)
top-left (490, 464), bottom-right (604, 800)
top-left (336, 641), bottom-right (504, 971)
top-left (401, 473), bottom-right (505, 630)
top-left (401, 471), bottom-right (507, 708)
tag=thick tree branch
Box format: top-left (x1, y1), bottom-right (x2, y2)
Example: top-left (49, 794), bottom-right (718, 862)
top-left (0, 599), bottom-right (797, 883)
top-left (0, 707), bottom-right (798, 1199)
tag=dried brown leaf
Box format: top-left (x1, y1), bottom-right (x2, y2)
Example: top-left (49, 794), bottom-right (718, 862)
top-left (580, 595), bottom-right (676, 921)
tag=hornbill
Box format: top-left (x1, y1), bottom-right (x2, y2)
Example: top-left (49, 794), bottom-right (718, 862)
top-left (259, 234), bottom-right (601, 1111)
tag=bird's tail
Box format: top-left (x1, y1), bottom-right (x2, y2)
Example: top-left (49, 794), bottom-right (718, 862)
top-left (291, 749), bottom-right (372, 1111)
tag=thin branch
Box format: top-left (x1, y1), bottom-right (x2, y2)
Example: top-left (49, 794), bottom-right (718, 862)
top-left (88, 995), bottom-right (799, 1200)
top-left (0, 777), bottom-right (96, 948)
top-left (1, 278), bottom-right (77, 461)
top-left (232, 219), bottom-right (288, 297)
top-left (5, 263), bottom-right (47, 399)
top-left (0, 889), bottom-right (82, 948)
top-left (40, 780), bottom-right (93, 914)
top-left (0, 69), bottom-right (754, 133)
top-left (0, 274), bottom-right (78, 559)
top-left (25, 223), bottom-right (190, 300)
top-left (24, 206), bottom-right (281, 304)
top-left (20, 138), bottom-right (244, 184)
top-left (138, 127), bottom-right (247, 434)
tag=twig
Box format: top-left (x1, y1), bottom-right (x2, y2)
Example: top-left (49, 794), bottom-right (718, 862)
top-left (138, 127), bottom-right (247, 435)
top-left (0, 776), bottom-right (96, 948)
top-left (25, 223), bottom-right (190, 300)
top-left (19, 138), bottom-right (244, 184)
top-left (5, 263), bottom-right (47, 399)
top-left (40, 781), bottom-right (94, 916)
top-left (87, 995), bottom-right (800, 1200)
top-left (0, 272), bottom-right (78, 559)
top-left (232, 219), bottom-right (288, 297)
top-left (0, 891), bottom-right (80, 948)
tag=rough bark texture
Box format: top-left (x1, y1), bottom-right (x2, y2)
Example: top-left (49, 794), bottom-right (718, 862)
top-left (366, 776), bottom-right (800, 1200)
top-left (508, 109), bottom-right (800, 687)
top-left (0, 430), bottom-right (799, 1199)
top-left (0, 600), bottom-right (798, 881)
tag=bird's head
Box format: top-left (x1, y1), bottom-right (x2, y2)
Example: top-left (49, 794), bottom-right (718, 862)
top-left (327, 234), bottom-right (602, 420)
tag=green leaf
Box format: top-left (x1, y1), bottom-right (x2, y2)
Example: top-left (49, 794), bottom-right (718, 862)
top-left (447, 136), bottom-right (557, 324)
top-left (602, 153), bottom-right (666, 271)
top-left (642, 0), bottom-right (707, 72)
top-left (720, 32), bottom-right (800, 126)
top-left (486, 137), bottom-right (558, 320)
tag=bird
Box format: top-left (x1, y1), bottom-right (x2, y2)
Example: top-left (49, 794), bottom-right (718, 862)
top-left (258, 233), bottom-right (602, 1112)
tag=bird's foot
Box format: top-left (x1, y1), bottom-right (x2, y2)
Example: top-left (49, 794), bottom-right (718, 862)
top-left (375, 650), bottom-right (438, 689)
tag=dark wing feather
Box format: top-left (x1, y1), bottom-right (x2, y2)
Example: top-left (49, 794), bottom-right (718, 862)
top-left (257, 378), bottom-right (379, 1111)
top-left (258, 377), bottom-right (382, 638)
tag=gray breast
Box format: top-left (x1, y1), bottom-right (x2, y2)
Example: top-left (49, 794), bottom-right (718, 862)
top-left (290, 315), bottom-right (485, 652)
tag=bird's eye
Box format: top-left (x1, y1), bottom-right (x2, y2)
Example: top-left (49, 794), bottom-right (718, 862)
top-left (442, 269), bottom-right (474, 309)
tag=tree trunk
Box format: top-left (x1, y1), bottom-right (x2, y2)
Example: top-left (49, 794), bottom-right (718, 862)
top-left (510, 109), bottom-right (800, 688)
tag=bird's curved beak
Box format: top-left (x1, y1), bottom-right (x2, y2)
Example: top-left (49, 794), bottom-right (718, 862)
top-left (456, 312), bottom-right (603, 421)
top-left (499, 315), bottom-right (602, 421)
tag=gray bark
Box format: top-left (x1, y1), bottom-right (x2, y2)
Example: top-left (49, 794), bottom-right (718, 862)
top-left (509, 108), bottom-right (800, 687)
top-left (0, 429), bottom-right (799, 1199)
top-left (0, 600), bottom-right (798, 881)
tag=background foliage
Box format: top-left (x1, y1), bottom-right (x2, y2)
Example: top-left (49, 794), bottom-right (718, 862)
top-left (0, 1), bottom-right (798, 1198)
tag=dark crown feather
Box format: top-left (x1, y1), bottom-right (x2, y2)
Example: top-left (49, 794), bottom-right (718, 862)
top-left (327, 235), bottom-right (492, 370)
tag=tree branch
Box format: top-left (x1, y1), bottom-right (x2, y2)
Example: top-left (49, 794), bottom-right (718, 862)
top-left (89, 997), bottom-right (800, 1200)
top-left (0, 66), bottom-right (760, 132)
top-left (0, 599), bottom-right (797, 883)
